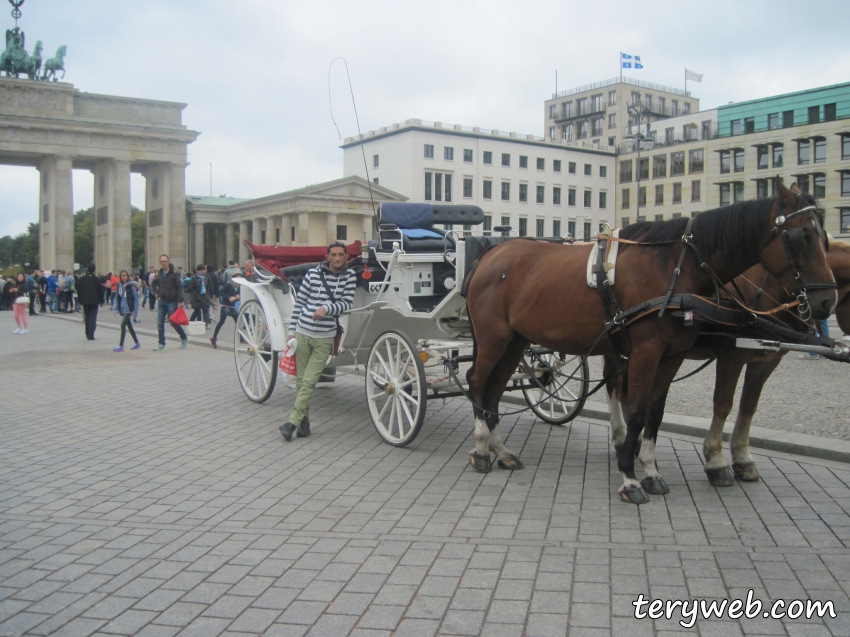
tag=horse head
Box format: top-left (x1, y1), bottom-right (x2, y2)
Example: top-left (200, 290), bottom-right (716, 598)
top-left (56, 45), bottom-right (66, 59)
top-left (757, 177), bottom-right (836, 320)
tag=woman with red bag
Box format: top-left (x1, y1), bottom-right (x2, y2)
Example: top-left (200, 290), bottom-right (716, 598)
top-left (151, 254), bottom-right (189, 351)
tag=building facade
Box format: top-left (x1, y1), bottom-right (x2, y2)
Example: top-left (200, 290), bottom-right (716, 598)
top-left (342, 119), bottom-right (616, 240)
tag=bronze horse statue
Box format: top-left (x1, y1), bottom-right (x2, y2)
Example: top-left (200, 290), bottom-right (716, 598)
top-left (464, 179), bottom-right (836, 505)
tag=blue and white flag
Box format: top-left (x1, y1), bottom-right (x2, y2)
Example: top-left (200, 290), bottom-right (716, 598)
top-left (622, 53), bottom-right (643, 69)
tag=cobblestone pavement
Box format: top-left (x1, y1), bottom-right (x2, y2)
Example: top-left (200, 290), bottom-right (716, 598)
top-left (2, 314), bottom-right (850, 636)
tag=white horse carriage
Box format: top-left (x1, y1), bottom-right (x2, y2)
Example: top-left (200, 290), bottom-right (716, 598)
top-left (232, 202), bottom-right (590, 446)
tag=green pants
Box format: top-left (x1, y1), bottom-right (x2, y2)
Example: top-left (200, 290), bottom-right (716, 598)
top-left (288, 332), bottom-right (334, 426)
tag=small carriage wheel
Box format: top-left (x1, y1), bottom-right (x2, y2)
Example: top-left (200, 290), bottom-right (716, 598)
top-left (234, 299), bottom-right (278, 403)
top-left (366, 330), bottom-right (427, 447)
top-left (521, 351), bottom-right (588, 425)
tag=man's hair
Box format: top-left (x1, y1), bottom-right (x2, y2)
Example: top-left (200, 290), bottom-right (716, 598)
top-left (160, 254), bottom-right (169, 260)
top-left (327, 241), bottom-right (346, 254)
top-left (86, 263), bottom-right (96, 274)
top-left (228, 260), bottom-right (235, 266)
top-left (197, 263), bottom-right (206, 271)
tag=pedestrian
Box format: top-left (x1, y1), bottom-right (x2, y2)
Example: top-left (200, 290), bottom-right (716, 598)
top-left (207, 264), bottom-right (220, 322)
top-left (62, 270), bottom-right (75, 313)
top-left (152, 254), bottom-right (189, 351)
top-left (210, 278), bottom-right (241, 349)
top-left (45, 270), bottom-right (59, 312)
top-left (77, 263), bottom-right (102, 340)
top-left (11, 273), bottom-right (29, 333)
top-left (220, 260), bottom-right (242, 287)
top-left (279, 242), bottom-right (356, 441)
top-left (112, 270), bottom-right (141, 352)
top-left (1, 274), bottom-right (14, 311)
top-left (27, 271), bottom-right (38, 315)
top-left (130, 273), bottom-right (142, 323)
top-left (188, 264), bottom-right (211, 328)
top-left (146, 266), bottom-right (157, 311)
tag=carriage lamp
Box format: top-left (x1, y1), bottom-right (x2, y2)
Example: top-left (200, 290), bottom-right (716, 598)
top-left (361, 242), bottom-right (372, 280)
top-left (420, 351), bottom-right (430, 362)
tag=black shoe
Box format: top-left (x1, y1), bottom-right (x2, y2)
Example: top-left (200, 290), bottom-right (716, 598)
top-left (279, 422), bottom-right (297, 442)
top-left (297, 418), bottom-right (310, 438)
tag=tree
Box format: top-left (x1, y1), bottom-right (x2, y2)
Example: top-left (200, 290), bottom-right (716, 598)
top-left (74, 207), bottom-right (94, 266)
top-left (131, 207), bottom-right (146, 269)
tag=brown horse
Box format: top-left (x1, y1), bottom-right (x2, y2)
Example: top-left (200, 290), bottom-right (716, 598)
top-left (464, 179), bottom-right (836, 504)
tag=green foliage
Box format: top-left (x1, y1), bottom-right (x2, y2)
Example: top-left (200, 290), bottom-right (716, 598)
top-left (131, 207), bottom-right (146, 269)
top-left (74, 207), bottom-right (94, 266)
top-left (0, 222), bottom-right (39, 272)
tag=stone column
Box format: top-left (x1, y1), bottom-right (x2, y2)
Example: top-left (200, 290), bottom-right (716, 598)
top-left (167, 164), bottom-right (188, 269)
top-left (251, 218), bottom-right (262, 246)
top-left (267, 216), bottom-right (279, 245)
top-left (112, 160), bottom-right (132, 272)
top-left (225, 223), bottom-right (235, 263)
top-left (281, 215), bottom-right (292, 245)
top-left (238, 221), bottom-right (249, 263)
top-left (38, 156), bottom-right (74, 271)
top-left (194, 222), bottom-right (205, 268)
top-left (363, 216), bottom-right (373, 243)
top-left (327, 213), bottom-right (338, 245)
top-left (298, 212), bottom-right (309, 245)
top-left (144, 164), bottom-right (167, 270)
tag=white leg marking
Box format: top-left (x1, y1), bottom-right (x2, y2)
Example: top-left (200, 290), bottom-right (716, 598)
top-left (608, 392), bottom-right (626, 448)
top-left (703, 414), bottom-right (730, 470)
top-left (638, 438), bottom-right (661, 479)
top-left (731, 415), bottom-right (755, 467)
top-left (620, 471), bottom-right (642, 492)
top-left (473, 418), bottom-right (492, 457)
top-left (488, 423), bottom-right (514, 460)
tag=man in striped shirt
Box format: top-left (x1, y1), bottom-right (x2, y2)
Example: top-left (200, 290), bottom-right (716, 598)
top-left (280, 242), bottom-right (357, 441)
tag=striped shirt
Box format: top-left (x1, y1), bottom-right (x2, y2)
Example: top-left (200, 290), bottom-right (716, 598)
top-left (288, 263), bottom-right (356, 339)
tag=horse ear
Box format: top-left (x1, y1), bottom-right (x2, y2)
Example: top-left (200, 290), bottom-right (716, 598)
top-left (775, 176), bottom-right (797, 209)
top-left (789, 182), bottom-right (802, 195)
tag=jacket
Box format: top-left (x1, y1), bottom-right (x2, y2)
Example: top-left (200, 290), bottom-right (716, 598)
top-left (76, 273), bottom-right (103, 305)
top-left (288, 262), bottom-right (356, 338)
top-left (112, 280), bottom-right (137, 315)
top-left (220, 282), bottom-right (240, 309)
top-left (188, 273), bottom-right (211, 308)
top-left (153, 264), bottom-right (185, 303)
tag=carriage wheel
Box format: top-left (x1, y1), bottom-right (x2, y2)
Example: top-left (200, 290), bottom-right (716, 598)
top-left (234, 299), bottom-right (278, 403)
top-left (521, 351), bottom-right (588, 425)
top-left (366, 330), bottom-right (427, 447)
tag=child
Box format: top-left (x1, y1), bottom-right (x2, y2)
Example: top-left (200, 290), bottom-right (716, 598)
top-left (112, 270), bottom-right (141, 352)
top-left (12, 273), bottom-right (29, 334)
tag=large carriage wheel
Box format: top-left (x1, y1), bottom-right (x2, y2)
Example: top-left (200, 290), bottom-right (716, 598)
top-left (521, 351), bottom-right (588, 425)
top-left (366, 330), bottom-right (427, 447)
top-left (234, 299), bottom-right (278, 403)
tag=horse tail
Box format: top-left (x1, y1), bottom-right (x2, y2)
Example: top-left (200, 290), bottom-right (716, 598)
top-left (460, 257), bottom-right (481, 298)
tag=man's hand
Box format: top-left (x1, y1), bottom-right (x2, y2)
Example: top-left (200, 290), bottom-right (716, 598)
top-left (179, 302), bottom-right (184, 308)
top-left (312, 306), bottom-right (327, 320)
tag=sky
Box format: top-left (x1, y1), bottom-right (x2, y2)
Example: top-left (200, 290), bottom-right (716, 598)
top-left (1, 0), bottom-right (849, 236)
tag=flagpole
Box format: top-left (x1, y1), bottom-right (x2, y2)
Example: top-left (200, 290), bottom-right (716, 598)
top-left (619, 53), bottom-right (622, 82)
top-left (685, 68), bottom-right (687, 94)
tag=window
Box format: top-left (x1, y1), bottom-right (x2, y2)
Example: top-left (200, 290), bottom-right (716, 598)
top-left (808, 105), bottom-right (820, 124)
top-left (647, 95), bottom-right (655, 111)
top-left (620, 160), bottom-right (633, 183)
top-left (483, 180), bottom-right (492, 199)
top-left (553, 160), bottom-right (562, 172)
top-left (462, 224), bottom-right (471, 236)
top-left (720, 150), bottom-right (731, 174)
top-left (291, 226), bottom-right (296, 242)
top-left (689, 149), bottom-right (704, 173)
top-left (621, 217), bottom-right (630, 227)
top-left (553, 219), bottom-right (561, 237)
top-left (548, 104), bottom-right (556, 119)
top-left (843, 135), bottom-right (850, 160)
top-left (463, 149), bottom-right (473, 163)
top-left (424, 144), bottom-right (434, 158)
top-left (553, 187), bottom-right (561, 205)
top-left (814, 174), bottom-right (826, 198)
top-left (734, 151), bottom-right (744, 173)
top-left (638, 158), bottom-right (649, 180)
top-left (568, 162), bottom-right (576, 174)
top-left (592, 118), bottom-right (604, 137)
top-left (483, 215), bottom-right (492, 236)
top-left (609, 113), bottom-right (617, 129)
top-left (684, 102), bottom-right (691, 114)
top-left (373, 154), bottom-right (379, 168)
top-left (672, 100), bottom-right (679, 117)
top-left (731, 120), bottom-right (741, 136)
top-left (568, 221), bottom-right (576, 237)
top-left (463, 178), bottom-right (473, 198)
top-left (673, 182), bottom-right (682, 204)
top-left (773, 143), bottom-right (784, 168)
top-left (444, 147), bottom-right (454, 160)
top-left (373, 177), bottom-right (379, 185)
top-left (600, 166), bottom-right (607, 178)
top-left (501, 216), bottom-right (511, 231)
top-left (336, 225), bottom-right (347, 241)
top-left (638, 187), bottom-right (646, 207)
top-left (584, 222), bottom-right (592, 241)
top-left (622, 189), bottom-right (630, 209)
top-left (797, 174), bottom-right (810, 194)
top-left (502, 153), bottom-right (510, 167)
top-left (745, 117), bottom-right (755, 134)
top-left (519, 184), bottom-right (528, 202)
top-left (720, 183), bottom-right (730, 206)
top-left (608, 90), bottom-right (617, 106)
top-left (424, 172), bottom-right (432, 200)
top-left (768, 113), bottom-right (780, 130)
top-left (435, 173), bottom-right (442, 201)
top-left (519, 155), bottom-right (528, 169)
top-left (783, 110), bottom-right (794, 128)
top-left (655, 184), bottom-right (664, 205)
top-left (577, 97), bottom-right (587, 115)
top-left (757, 145), bottom-right (769, 170)
top-left (583, 190), bottom-right (592, 208)
top-left (670, 152), bottom-right (685, 176)
top-left (652, 155), bottom-right (666, 179)
top-left (536, 157), bottom-right (544, 170)
top-left (549, 126), bottom-right (556, 140)
top-left (501, 182), bottom-right (510, 201)
top-left (842, 208), bottom-right (850, 234)
top-left (562, 101), bottom-right (572, 118)
top-left (665, 127), bottom-right (674, 144)
top-left (599, 191), bottom-right (607, 209)
top-left (536, 185), bottom-right (545, 204)
top-left (563, 124), bottom-right (574, 141)
top-left (655, 214), bottom-right (664, 221)
top-left (798, 140), bottom-right (810, 165)
top-left (584, 164), bottom-right (592, 176)
top-left (756, 179), bottom-right (768, 199)
top-left (691, 180), bottom-right (701, 202)
top-left (591, 94), bottom-right (603, 111)
top-left (844, 172), bottom-right (850, 197)
top-left (734, 182), bottom-right (744, 203)
top-left (825, 103), bottom-right (837, 122)
top-left (609, 136), bottom-right (616, 146)
top-left (518, 218), bottom-right (527, 237)
top-left (536, 219), bottom-right (544, 238)
top-left (568, 188), bottom-right (576, 206)
top-left (814, 138), bottom-right (826, 163)
top-left (483, 151), bottom-right (492, 164)
top-left (275, 228), bottom-right (281, 243)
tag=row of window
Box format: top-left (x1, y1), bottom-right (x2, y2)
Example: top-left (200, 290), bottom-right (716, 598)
top-left (441, 216), bottom-right (602, 240)
top-left (728, 103), bottom-right (838, 135)
top-left (620, 150), bottom-right (705, 182)
top-left (420, 145), bottom-right (609, 176)
top-left (621, 181), bottom-right (702, 208)
top-left (622, 212), bottom-right (695, 226)
top-left (424, 172), bottom-right (608, 207)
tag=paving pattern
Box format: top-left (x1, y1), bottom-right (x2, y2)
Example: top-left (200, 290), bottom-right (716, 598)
top-left (2, 314), bottom-right (850, 636)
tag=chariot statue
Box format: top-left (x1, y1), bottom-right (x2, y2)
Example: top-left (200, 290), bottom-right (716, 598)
top-left (1, 0), bottom-right (65, 80)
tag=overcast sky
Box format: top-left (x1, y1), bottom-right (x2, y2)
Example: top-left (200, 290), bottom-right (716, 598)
top-left (2, 0), bottom-right (849, 236)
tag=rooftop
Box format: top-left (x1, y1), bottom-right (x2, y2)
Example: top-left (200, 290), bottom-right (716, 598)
top-left (551, 76), bottom-right (691, 100)
top-left (186, 195), bottom-right (251, 206)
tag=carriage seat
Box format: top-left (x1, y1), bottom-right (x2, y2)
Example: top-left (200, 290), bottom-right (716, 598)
top-left (279, 262), bottom-right (320, 292)
top-left (377, 202), bottom-right (484, 252)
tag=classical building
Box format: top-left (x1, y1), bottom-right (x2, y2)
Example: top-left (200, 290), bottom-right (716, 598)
top-left (341, 119), bottom-right (615, 240)
top-left (185, 176), bottom-right (406, 267)
top-left (614, 81), bottom-right (850, 238)
top-left (0, 77), bottom-right (199, 271)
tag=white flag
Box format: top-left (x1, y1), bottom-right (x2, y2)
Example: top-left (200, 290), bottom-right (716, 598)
top-left (685, 69), bottom-right (703, 83)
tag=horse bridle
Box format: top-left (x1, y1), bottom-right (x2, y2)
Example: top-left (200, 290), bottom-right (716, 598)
top-left (764, 198), bottom-right (836, 321)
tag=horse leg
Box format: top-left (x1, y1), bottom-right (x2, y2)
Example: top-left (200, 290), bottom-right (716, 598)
top-left (604, 355), bottom-right (627, 456)
top-left (703, 353), bottom-right (745, 487)
top-left (731, 354), bottom-right (783, 482)
top-left (637, 355), bottom-right (684, 496)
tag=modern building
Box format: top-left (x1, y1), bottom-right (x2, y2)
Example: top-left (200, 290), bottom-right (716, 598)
top-left (341, 119), bottom-right (616, 240)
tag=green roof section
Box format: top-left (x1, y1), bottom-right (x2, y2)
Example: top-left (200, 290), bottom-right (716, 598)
top-left (186, 195), bottom-right (251, 206)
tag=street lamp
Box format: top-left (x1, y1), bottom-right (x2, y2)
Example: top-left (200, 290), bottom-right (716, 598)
top-left (625, 99), bottom-right (652, 222)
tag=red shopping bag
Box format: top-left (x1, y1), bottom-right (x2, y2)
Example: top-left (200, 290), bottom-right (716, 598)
top-left (279, 353), bottom-right (297, 376)
top-left (169, 306), bottom-right (189, 326)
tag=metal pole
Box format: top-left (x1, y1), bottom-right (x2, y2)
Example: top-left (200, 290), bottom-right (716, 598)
top-left (209, 163), bottom-right (212, 197)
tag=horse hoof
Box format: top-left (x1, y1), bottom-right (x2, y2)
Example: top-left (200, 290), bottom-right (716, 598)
top-left (619, 485), bottom-right (650, 505)
top-left (496, 454), bottom-right (524, 470)
top-left (733, 462), bottom-right (760, 482)
top-left (705, 466), bottom-right (736, 487)
top-left (640, 476), bottom-right (670, 495)
top-left (469, 451), bottom-right (492, 473)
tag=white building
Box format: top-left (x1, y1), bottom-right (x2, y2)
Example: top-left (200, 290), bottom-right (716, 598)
top-left (342, 119), bottom-right (615, 240)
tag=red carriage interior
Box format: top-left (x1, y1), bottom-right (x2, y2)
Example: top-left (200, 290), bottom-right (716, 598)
top-left (245, 240), bottom-right (362, 278)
